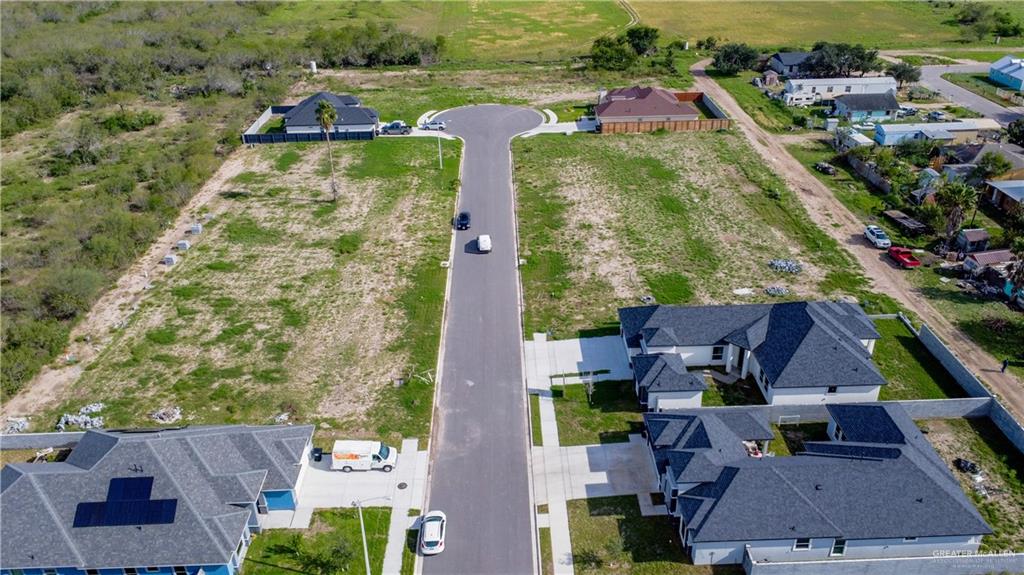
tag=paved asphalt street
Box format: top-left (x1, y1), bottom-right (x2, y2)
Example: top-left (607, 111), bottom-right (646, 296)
top-left (919, 63), bottom-right (1022, 125)
top-left (423, 105), bottom-right (543, 575)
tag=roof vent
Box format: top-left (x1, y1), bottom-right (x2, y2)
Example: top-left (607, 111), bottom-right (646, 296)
top-left (814, 484), bottom-right (822, 490)
top-left (916, 497), bottom-right (924, 503)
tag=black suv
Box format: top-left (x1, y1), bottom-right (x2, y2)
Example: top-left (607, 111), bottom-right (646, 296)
top-left (454, 211), bottom-right (471, 230)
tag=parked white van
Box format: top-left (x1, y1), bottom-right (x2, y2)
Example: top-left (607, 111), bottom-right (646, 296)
top-left (477, 234), bottom-right (492, 253)
top-left (331, 440), bottom-right (398, 472)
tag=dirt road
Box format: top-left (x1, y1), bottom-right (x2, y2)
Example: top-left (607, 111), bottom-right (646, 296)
top-left (690, 59), bottom-right (1024, 419)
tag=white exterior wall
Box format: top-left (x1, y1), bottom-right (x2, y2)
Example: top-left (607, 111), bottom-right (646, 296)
top-left (649, 390), bottom-right (703, 410)
top-left (643, 345), bottom-right (728, 368)
top-left (693, 535), bottom-right (982, 565)
top-left (765, 384), bottom-right (881, 405)
top-left (783, 78), bottom-right (897, 100)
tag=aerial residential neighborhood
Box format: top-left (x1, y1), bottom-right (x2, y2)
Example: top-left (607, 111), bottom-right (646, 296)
top-left (2, 2), bottom-right (1024, 575)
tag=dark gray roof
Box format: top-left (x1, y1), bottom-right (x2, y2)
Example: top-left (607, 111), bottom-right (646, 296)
top-left (283, 92), bottom-right (378, 128)
top-left (648, 404), bottom-right (991, 544)
top-left (834, 91), bottom-right (900, 112)
top-left (1, 425), bottom-right (313, 570)
top-left (771, 51), bottom-right (811, 66)
top-left (827, 404), bottom-right (905, 443)
top-left (633, 354), bottom-right (707, 395)
top-left (620, 301), bottom-right (884, 389)
top-left (948, 142), bottom-right (1024, 170)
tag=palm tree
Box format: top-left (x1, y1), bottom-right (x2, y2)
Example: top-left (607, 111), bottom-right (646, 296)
top-left (935, 180), bottom-right (978, 249)
top-left (1008, 238), bottom-right (1024, 300)
top-left (316, 99), bottom-right (338, 202)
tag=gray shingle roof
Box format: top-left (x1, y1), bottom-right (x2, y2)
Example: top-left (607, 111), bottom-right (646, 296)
top-left (772, 52), bottom-right (811, 66)
top-left (633, 354), bottom-right (707, 398)
top-left (283, 92), bottom-right (378, 128)
top-left (834, 91), bottom-right (900, 112)
top-left (620, 301), bottom-right (884, 389)
top-left (1, 425), bottom-right (313, 570)
top-left (647, 404), bottom-right (991, 545)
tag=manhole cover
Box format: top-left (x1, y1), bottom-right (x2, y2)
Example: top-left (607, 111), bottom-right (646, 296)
top-left (398, 482), bottom-right (408, 490)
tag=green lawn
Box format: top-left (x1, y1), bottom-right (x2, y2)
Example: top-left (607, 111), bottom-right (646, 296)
top-left (874, 318), bottom-right (966, 400)
top-left (530, 393), bottom-right (544, 447)
top-left (773, 423), bottom-right (830, 455)
top-left (920, 418), bottom-right (1024, 552)
top-left (932, 49), bottom-right (1024, 63)
top-left (701, 375), bottom-right (766, 406)
top-left (897, 54), bottom-right (959, 66)
top-left (540, 526), bottom-right (554, 575)
top-left (631, 1), bottom-right (1024, 49)
top-left (942, 72), bottom-right (1020, 107)
top-left (768, 425), bottom-right (793, 457)
top-left (551, 381), bottom-right (643, 446)
top-left (401, 529), bottom-right (417, 575)
top-left (244, 508), bottom-right (390, 575)
top-left (709, 71), bottom-right (820, 132)
top-left (567, 496), bottom-right (742, 575)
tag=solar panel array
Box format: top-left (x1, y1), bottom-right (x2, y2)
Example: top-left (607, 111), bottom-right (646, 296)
top-left (73, 477), bottom-right (178, 528)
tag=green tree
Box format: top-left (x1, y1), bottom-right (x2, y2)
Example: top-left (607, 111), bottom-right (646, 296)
top-left (804, 42), bottom-right (879, 77)
top-left (624, 25), bottom-right (659, 56)
top-left (1008, 119), bottom-right (1024, 146)
top-left (972, 151), bottom-right (1013, 181)
top-left (589, 36), bottom-right (636, 71)
top-left (1008, 237), bottom-right (1024, 298)
top-left (316, 99), bottom-right (338, 202)
top-left (712, 43), bottom-right (759, 75)
top-left (887, 61), bottom-right (921, 88)
top-left (935, 180), bottom-right (979, 248)
top-left (894, 138), bottom-right (935, 168)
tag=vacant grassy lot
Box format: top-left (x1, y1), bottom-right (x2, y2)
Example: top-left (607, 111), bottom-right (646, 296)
top-left (943, 72), bottom-right (1020, 107)
top-left (709, 71), bottom-right (821, 133)
top-left (632, 1), bottom-right (1024, 49)
top-left (38, 138), bottom-right (460, 443)
top-left (874, 318), bottom-right (966, 400)
top-left (514, 130), bottom-right (872, 339)
top-left (244, 508), bottom-right (390, 575)
top-left (921, 418), bottom-right (1024, 552)
top-left (568, 495), bottom-right (742, 575)
top-left (932, 49), bottom-right (1023, 63)
top-left (897, 54), bottom-right (959, 66)
top-left (551, 382), bottom-right (643, 446)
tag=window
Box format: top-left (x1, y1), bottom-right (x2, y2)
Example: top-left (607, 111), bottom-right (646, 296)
top-left (844, 85), bottom-right (852, 92)
top-left (44, 571), bottom-right (57, 575)
top-left (833, 424), bottom-right (845, 442)
top-left (173, 567), bottom-right (187, 575)
top-left (711, 346), bottom-right (725, 361)
top-left (826, 86), bottom-right (834, 93)
top-left (903, 537), bottom-right (918, 542)
top-left (811, 86), bottom-right (817, 93)
top-left (87, 570), bottom-right (100, 575)
top-left (831, 538), bottom-right (846, 556)
top-left (758, 368), bottom-right (767, 385)
top-left (146, 568), bottom-right (161, 573)
top-left (794, 538), bottom-right (811, 551)
top-left (826, 385), bottom-right (838, 394)
top-left (124, 569), bottom-right (138, 575)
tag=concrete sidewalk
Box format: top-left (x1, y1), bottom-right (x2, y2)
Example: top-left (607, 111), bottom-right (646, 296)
top-left (521, 118), bottom-right (597, 138)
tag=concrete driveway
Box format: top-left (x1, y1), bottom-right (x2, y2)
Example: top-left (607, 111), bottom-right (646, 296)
top-left (524, 334), bottom-right (632, 390)
top-left (919, 64), bottom-right (1023, 125)
top-left (532, 436), bottom-right (658, 505)
top-left (423, 105), bottom-right (543, 575)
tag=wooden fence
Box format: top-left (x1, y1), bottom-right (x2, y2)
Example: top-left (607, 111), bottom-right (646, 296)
top-left (599, 118), bottom-right (732, 133)
top-left (996, 87), bottom-right (1024, 106)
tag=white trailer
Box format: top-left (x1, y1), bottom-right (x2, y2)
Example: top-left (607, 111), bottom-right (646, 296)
top-left (331, 440), bottom-right (398, 472)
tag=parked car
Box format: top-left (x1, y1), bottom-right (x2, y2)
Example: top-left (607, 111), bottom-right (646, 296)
top-left (899, 105), bottom-right (918, 117)
top-left (477, 234), bottom-right (492, 253)
top-left (330, 440), bottom-right (397, 472)
top-left (864, 225), bottom-right (892, 249)
top-left (888, 246), bottom-right (921, 269)
top-left (927, 111), bottom-right (948, 122)
top-left (419, 511), bottom-right (447, 556)
top-left (814, 162), bottom-right (837, 176)
top-left (454, 211), bottom-right (471, 230)
top-left (380, 120), bottom-right (412, 135)
top-left (852, 122), bottom-right (876, 131)
top-left (421, 119), bottom-right (447, 131)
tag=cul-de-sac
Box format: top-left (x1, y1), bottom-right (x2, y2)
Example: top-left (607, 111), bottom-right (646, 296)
top-left (2, 2), bottom-right (1023, 575)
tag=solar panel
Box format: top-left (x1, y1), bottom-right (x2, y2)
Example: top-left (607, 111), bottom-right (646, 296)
top-left (73, 477), bottom-right (177, 528)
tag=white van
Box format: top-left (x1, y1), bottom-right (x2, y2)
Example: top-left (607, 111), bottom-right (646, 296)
top-left (331, 440), bottom-right (398, 472)
top-left (477, 234), bottom-right (492, 253)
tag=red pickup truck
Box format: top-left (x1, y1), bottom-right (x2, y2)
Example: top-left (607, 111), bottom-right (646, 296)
top-left (887, 246), bottom-right (921, 269)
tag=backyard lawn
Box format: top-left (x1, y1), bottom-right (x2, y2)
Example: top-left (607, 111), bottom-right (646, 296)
top-left (773, 422), bottom-right (830, 456)
top-left (701, 375), bottom-right (766, 406)
top-left (567, 495), bottom-right (743, 575)
top-left (873, 318), bottom-right (966, 401)
top-left (244, 508), bottom-right (391, 575)
top-left (942, 72), bottom-right (1020, 108)
top-left (920, 418), bottom-right (1024, 553)
top-left (551, 381), bottom-right (643, 446)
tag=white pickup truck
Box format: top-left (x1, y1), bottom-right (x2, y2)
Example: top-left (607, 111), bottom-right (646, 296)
top-left (331, 440), bottom-right (398, 472)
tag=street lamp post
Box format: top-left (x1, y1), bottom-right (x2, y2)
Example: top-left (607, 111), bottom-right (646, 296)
top-left (352, 496), bottom-right (391, 575)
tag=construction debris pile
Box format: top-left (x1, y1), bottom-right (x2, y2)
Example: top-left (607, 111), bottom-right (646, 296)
top-left (764, 286), bottom-right (790, 296)
top-left (4, 418), bottom-right (28, 434)
top-left (151, 406), bottom-right (182, 424)
top-left (768, 259), bottom-right (803, 274)
top-left (56, 403), bottom-right (105, 431)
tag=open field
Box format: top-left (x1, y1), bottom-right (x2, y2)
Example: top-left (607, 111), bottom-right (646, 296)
top-left (514, 130), bottom-right (882, 340)
top-left (30, 137), bottom-right (460, 444)
top-left (921, 418), bottom-right (1024, 552)
top-left (244, 508), bottom-right (391, 575)
top-left (550, 381), bottom-right (643, 446)
top-left (568, 495), bottom-right (742, 575)
top-left (632, 1), bottom-right (1024, 49)
top-left (873, 319), bottom-right (966, 401)
top-left (943, 72), bottom-right (1021, 107)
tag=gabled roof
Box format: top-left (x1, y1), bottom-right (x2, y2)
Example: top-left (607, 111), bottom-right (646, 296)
top-left (948, 142), bottom-right (1024, 170)
top-left (959, 228), bottom-right (990, 242)
top-left (827, 404), bottom-right (905, 443)
top-left (650, 404), bottom-right (991, 544)
top-left (620, 301), bottom-right (883, 389)
top-left (834, 91), bottom-right (900, 112)
top-left (771, 51), bottom-right (810, 66)
top-left (987, 179), bottom-right (1024, 202)
top-left (633, 354), bottom-right (708, 394)
top-left (966, 248), bottom-right (1015, 266)
top-left (283, 92), bottom-right (378, 127)
top-left (877, 119), bottom-right (1001, 134)
top-left (990, 55), bottom-right (1024, 82)
top-left (1, 425), bottom-right (313, 570)
top-left (596, 86), bottom-right (700, 119)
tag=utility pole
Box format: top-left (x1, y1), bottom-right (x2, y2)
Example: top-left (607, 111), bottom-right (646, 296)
top-left (352, 496), bottom-right (391, 575)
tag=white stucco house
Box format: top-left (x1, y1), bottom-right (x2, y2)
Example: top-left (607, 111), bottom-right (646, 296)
top-left (619, 301), bottom-right (886, 408)
top-left (643, 404), bottom-right (991, 567)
